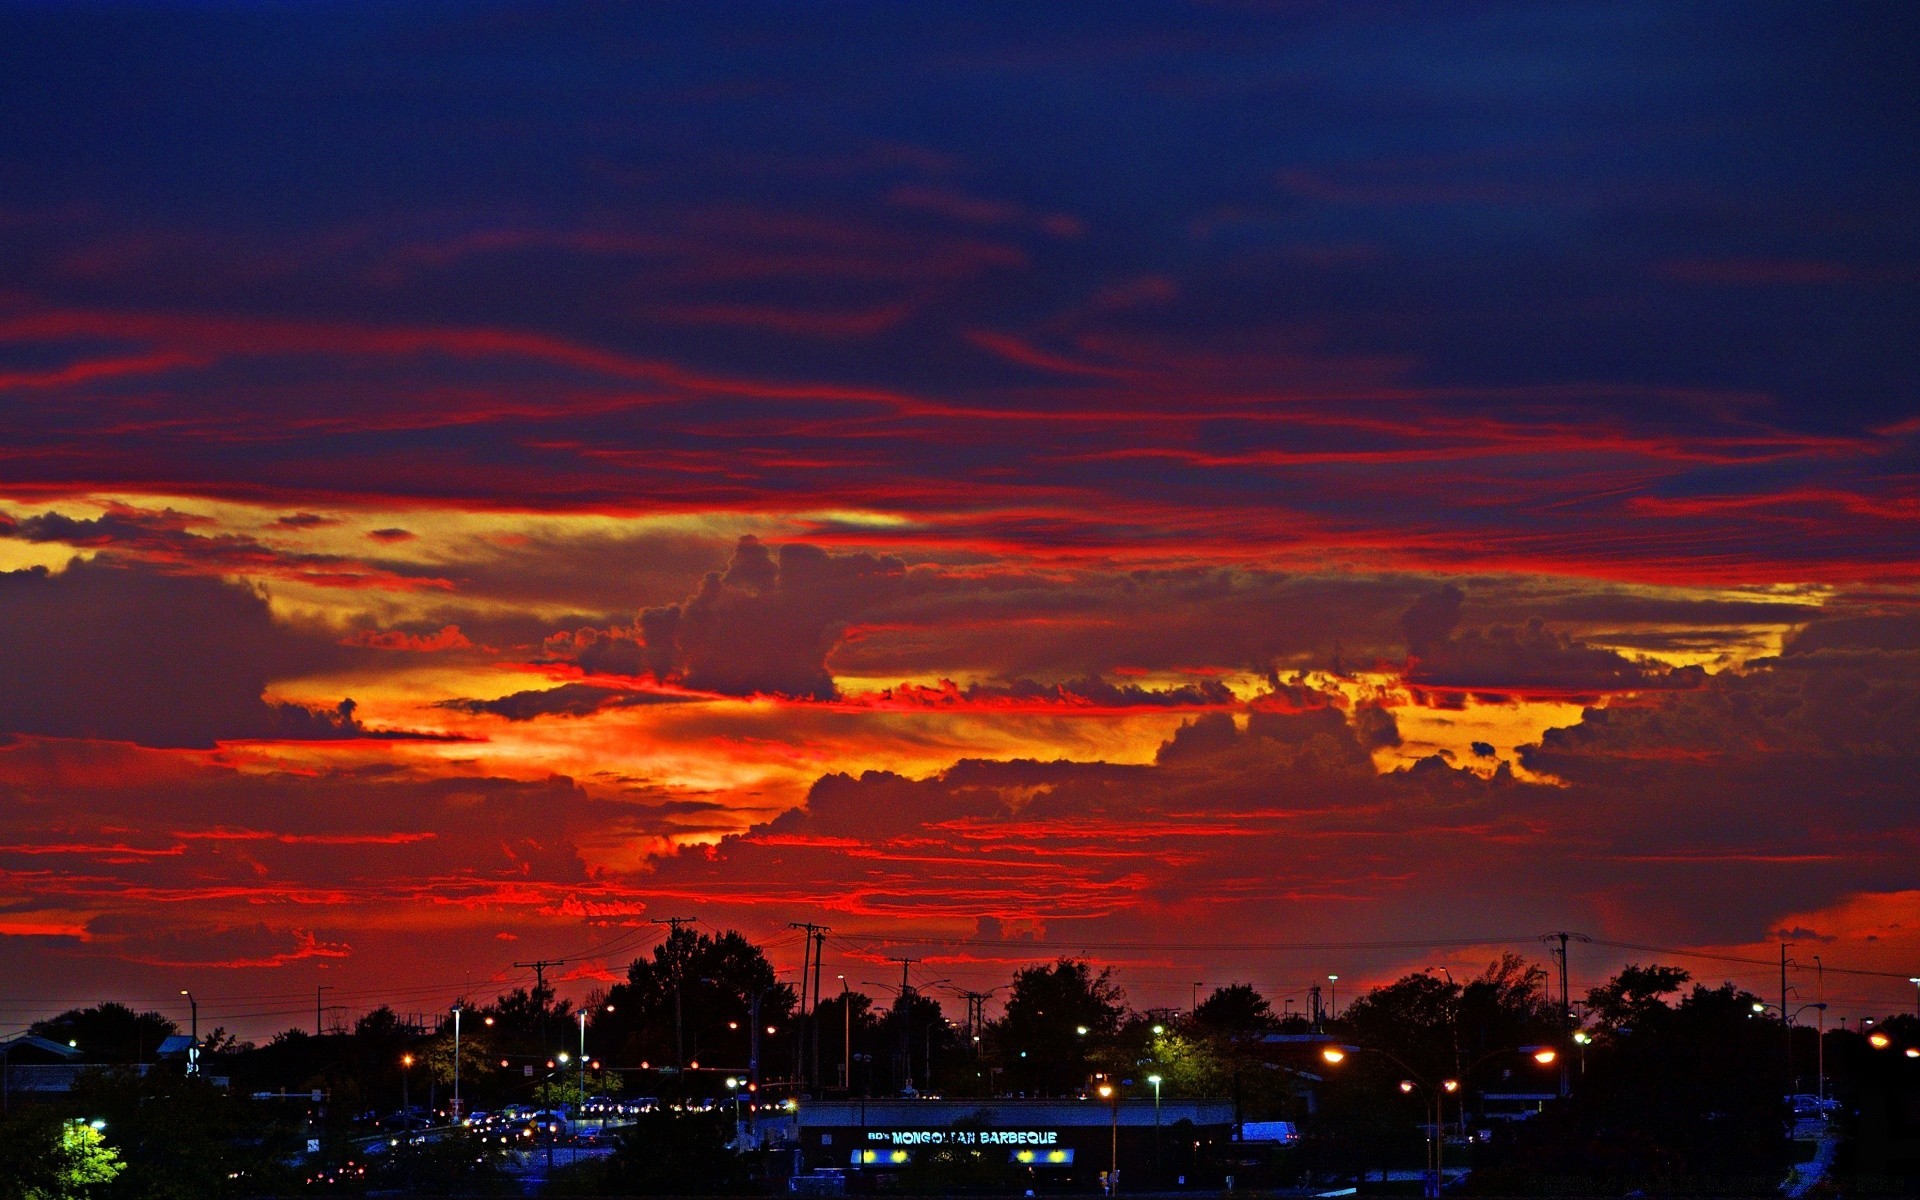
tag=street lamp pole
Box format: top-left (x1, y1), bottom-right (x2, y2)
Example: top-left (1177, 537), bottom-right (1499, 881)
top-left (839, 976), bottom-right (851, 1092)
top-left (450, 1004), bottom-right (462, 1123)
top-left (1147, 1074), bottom-right (1162, 1185)
top-left (578, 1008), bottom-right (589, 1118)
top-left (179, 991), bottom-right (197, 1076)
top-left (1322, 1042), bottom-right (1557, 1200)
top-left (1097, 1082), bottom-right (1119, 1196)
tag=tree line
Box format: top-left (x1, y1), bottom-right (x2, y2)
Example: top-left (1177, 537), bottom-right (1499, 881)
top-left (7, 926), bottom-right (1920, 1196)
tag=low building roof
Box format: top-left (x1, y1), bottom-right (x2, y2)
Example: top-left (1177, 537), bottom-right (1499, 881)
top-left (798, 1097), bottom-right (1235, 1128)
top-left (0, 1034), bottom-right (83, 1061)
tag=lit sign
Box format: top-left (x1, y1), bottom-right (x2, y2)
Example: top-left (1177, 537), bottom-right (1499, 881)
top-left (867, 1129), bottom-right (1060, 1146)
top-left (853, 1146), bottom-right (1075, 1166)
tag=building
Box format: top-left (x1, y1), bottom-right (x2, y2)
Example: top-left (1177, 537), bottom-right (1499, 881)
top-left (796, 1097), bottom-right (1236, 1189)
top-left (1, 1034), bottom-right (87, 1104)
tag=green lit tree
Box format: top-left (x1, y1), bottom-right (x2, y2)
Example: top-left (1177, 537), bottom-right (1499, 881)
top-left (0, 1111), bottom-right (124, 1200)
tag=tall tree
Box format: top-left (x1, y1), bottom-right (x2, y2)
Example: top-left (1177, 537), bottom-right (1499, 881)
top-left (1193, 984), bottom-right (1281, 1039)
top-left (993, 958), bottom-right (1126, 1096)
top-left (597, 928), bottom-right (796, 1077)
top-left (1469, 969), bottom-right (1791, 1193)
top-left (29, 1005), bottom-right (176, 1065)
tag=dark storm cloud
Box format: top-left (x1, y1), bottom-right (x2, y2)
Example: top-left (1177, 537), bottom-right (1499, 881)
top-left (1398, 586), bottom-right (1702, 699)
top-left (436, 682), bottom-right (705, 722)
top-left (642, 645), bottom-right (1920, 951)
top-left (0, 558), bottom-right (371, 748)
top-left (640, 536), bottom-right (905, 699)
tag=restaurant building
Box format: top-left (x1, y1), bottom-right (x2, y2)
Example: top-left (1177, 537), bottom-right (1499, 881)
top-left (795, 1097), bottom-right (1237, 1189)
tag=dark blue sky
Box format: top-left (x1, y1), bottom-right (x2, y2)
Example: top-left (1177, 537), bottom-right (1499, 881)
top-left (3, 2), bottom-right (1919, 1023)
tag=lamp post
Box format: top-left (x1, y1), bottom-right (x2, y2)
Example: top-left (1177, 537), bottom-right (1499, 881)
top-left (1147, 1073), bottom-right (1162, 1185)
top-left (401, 1053), bottom-right (413, 1116)
top-left (839, 976), bottom-right (851, 1091)
top-left (179, 990), bottom-right (198, 1076)
top-left (450, 1004), bottom-right (463, 1124)
top-left (1322, 1042), bottom-right (1556, 1200)
top-left (1097, 1081), bottom-right (1119, 1196)
top-left (1327, 975), bottom-right (1338, 1019)
top-left (1909, 977), bottom-right (1920, 1021)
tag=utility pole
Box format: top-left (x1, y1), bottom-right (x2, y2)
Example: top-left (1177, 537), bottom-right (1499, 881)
top-left (959, 991), bottom-right (993, 1052)
top-left (790, 922), bottom-right (829, 1089)
top-left (1542, 932), bottom-right (1587, 1097)
top-left (841, 977), bottom-right (853, 1091)
top-left (812, 929), bottom-right (827, 1093)
top-left (1782, 941), bottom-right (1796, 1093)
top-left (317, 985), bottom-right (329, 1038)
top-left (1308, 985), bottom-right (1322, 1031)
top-left (650, 917), bottom-right (696, 1067)
top-left (890, 957), bottom-right (919, 1093)
top-left (513, 958), bottom-right (571, 1045)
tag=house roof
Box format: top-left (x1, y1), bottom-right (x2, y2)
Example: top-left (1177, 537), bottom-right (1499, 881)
top-left (0, 1034), bottom-right (83, 1061)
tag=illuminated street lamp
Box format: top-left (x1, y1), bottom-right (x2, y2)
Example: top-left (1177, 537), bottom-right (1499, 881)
top-left (450, 1004), bottom-right (463, 1123)
top-left (179, 990), bottom-right (198, 1076)
top-left (400, 1053), bottom-right (414, 1116)
top-left (1321, 1043), bottom-right (1555, 1199)
top-left (1146, 1073), bottom-right (1163, 1182)
top-left (577, 1008), bottom-right (590, 1123)
top-left (1869, 1032), bottom-right (1892, 1049)
top-left (1096, 1082), bottom-right (1118, 1195)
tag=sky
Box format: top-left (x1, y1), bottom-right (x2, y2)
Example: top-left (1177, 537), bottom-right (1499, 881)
top-left (2, 1), bottom-right (1918, 1040)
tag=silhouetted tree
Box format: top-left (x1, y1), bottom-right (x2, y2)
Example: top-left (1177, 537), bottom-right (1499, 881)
top-left (596, 927), bottom-right (796, 1082)
top-left (993, 958), bottom-right (1125, 1096)
top-left (29, 1005), bottom-right (176, 1065)
top-left (1193, 983), bottom-right (1280, 1039)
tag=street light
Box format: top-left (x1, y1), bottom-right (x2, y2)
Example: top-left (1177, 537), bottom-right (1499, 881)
top-left (400, 1053), bottom-right (414, 1116)
top-left (1146, 1073), bottom-right (1163, 1184)
top-left (577, 1008), bottom-right (590, 1124)
top-left (450, 1004), bottom-right (463, 1123)
top-left (1321, 1042), bottom-right (1555, 1200)
top-left (1910, 977), bottom-right (1920, 1020)
top-left (1869, 1032), bottom-right (1892, 1049)
top-left (179, 991), bottom-right (197, 1076)
top-left (1096, 1082), bottom-right (1118, 1196)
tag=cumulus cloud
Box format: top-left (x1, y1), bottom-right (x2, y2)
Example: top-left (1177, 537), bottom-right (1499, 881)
top-left (1398, 586), bottom-right (1703, 700)
top-left (0, 557), bottom-right (370, 748)
top-left (639, 536), bottom-right (905, 699)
